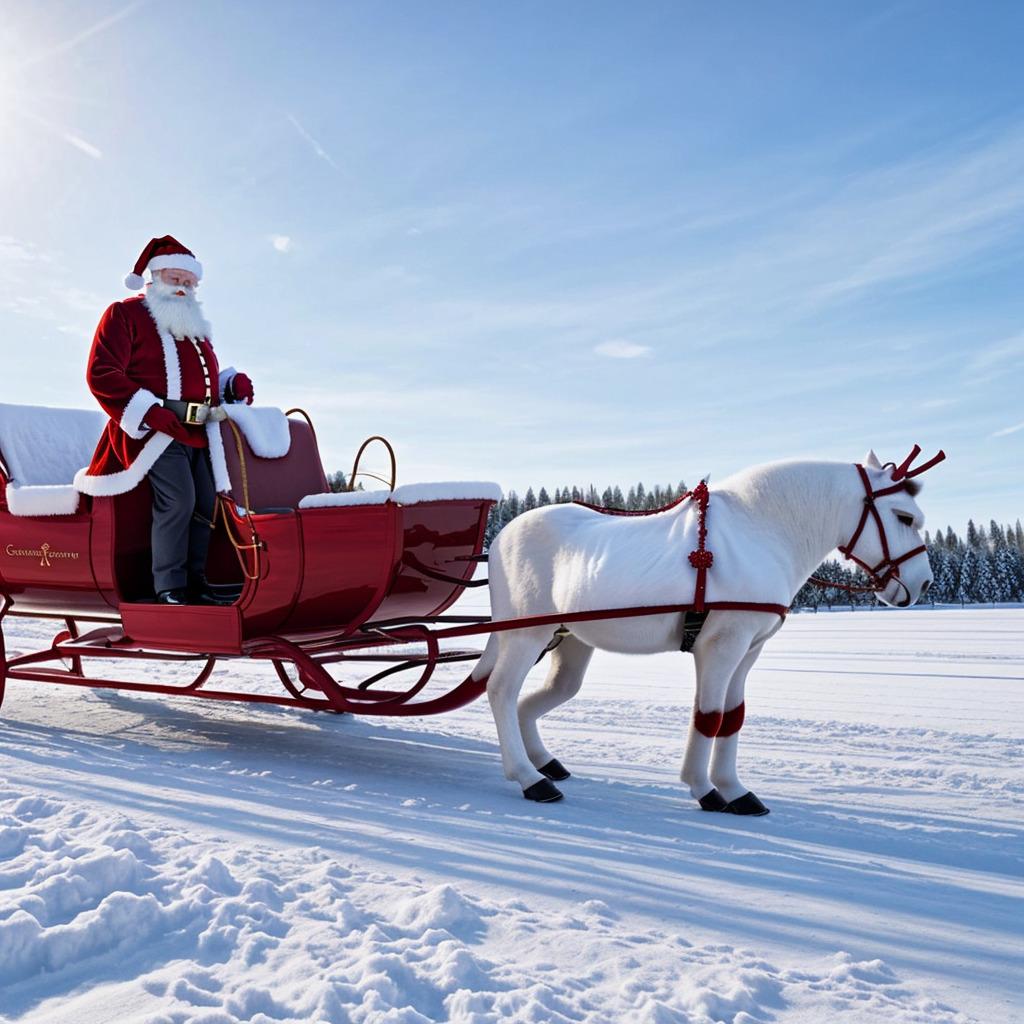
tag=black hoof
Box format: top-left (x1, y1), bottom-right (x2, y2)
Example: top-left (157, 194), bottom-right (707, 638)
top-left (724, 792), bottom-right (770, 816)
top-left (698, 788), bottom-right (729, 812)
top-left (538, 758), bottom-right (571, 782)
top-left (523, 779), bottom-right (564, 803)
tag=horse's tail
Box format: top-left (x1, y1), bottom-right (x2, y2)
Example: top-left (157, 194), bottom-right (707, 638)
top-left (470, 530), bottom-right (510, 683)
top-left (470, 631), bottom-right (500, 682)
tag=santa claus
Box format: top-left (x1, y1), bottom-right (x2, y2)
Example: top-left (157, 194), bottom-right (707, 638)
top-left (75, 235), bottom-right (254, 605)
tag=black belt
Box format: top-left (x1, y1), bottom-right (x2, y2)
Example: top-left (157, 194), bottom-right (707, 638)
top-left (163, 399), bottom-right (213, 425)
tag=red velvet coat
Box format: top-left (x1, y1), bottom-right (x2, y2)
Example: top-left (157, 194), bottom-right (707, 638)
top-left (74, 295), bottom-right (236, 497)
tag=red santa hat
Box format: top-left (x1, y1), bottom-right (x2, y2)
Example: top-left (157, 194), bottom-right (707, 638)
top-left (124, 235), bottom-right (203, 290)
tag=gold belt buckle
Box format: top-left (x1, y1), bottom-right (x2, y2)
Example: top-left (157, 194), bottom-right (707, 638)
top-left (184, 402), bottom-right (207, 425)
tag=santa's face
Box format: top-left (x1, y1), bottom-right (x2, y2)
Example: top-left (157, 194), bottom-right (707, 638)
top-left (154, 267), bottom-right (199, 295)
top-left (145, 268), bottom-right (210, 338)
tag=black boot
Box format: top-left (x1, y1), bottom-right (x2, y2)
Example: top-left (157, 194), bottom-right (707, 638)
top-left (187, 573), bottom-right (236, 606)
top-left (156, 588), bottom-right (189, 605)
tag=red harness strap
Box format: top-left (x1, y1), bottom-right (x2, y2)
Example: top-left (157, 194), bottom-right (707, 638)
top-left (811, 446), bottom-right (946, 597)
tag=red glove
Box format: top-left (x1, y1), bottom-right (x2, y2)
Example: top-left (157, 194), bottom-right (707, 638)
top-left (143, 404), bottom-right (207, 447)
top-left (144, 404), bottom-right (183, 436)
top-left (228, 373), bottom-right (254, 405)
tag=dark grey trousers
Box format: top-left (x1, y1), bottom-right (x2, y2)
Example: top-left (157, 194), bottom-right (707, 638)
top-left (148, 440), bottom-right (217, 592)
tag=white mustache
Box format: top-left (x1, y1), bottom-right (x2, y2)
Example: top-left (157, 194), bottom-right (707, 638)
top-left (150, 281), bottom-right (196, 300)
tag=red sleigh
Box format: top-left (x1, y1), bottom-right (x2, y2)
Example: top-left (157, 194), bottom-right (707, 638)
top-left (0, 403), bottom-right (500, 716)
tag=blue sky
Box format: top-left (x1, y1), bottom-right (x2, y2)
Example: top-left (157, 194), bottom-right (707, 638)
top-left (1, 1), bottom-right (1022, 533)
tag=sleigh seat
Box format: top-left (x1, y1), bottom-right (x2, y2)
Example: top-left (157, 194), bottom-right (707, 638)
top-left (0, 403), bottom-right (107, 517)
top-left (214, 409), bottom-right (501, 512)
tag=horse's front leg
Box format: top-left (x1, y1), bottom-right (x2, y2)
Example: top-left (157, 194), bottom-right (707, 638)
top-left (707, 624), bottom-right (779, 814)
top-left (681, 614), bottom-right (773, 815)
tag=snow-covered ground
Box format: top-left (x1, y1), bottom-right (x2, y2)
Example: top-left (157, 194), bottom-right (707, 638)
top-left (1, 604), bottom-right (1021, 1024)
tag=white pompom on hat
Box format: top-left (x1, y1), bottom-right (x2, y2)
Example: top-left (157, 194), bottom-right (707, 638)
top-left (124, 235), bottom-right (203, 290)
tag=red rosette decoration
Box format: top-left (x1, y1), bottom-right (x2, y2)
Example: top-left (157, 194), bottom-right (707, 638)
top-left (689, 549), bottom-right (714, 569)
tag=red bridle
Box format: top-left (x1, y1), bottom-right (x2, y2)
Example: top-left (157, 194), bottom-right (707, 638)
top-left (837, 445), bottom-right (946, 599)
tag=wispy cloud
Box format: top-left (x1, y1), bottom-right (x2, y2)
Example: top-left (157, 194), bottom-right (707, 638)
top-left (967, 331), bottom-right (1024, 372)
top-left (0, 236), bottom-right (52, 264)
top-left (271, 235), bottom-right (293, 253)
top-left (991, 421), bottom-right (1024, 438)
top-left (594, 340), bottom-right (652, 359)
top-left (61, 132), bottom-right (103, 160)
top-left (19, 110), bottom-right (102, 159)
top-left (15, 1), bottom-right (148, 71)
top-left (286, 113), bottom-right (338, 169)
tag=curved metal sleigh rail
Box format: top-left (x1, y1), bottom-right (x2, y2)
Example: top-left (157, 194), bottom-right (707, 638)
top-left (0, 601), bottom-right (491, 717)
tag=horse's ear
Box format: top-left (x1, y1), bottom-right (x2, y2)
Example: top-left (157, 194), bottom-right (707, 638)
top-left (863, 449), bottom-right (883, 469)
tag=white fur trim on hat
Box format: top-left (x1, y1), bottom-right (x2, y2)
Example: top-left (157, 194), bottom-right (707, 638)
top-left (124, 272), bottom-right (145, 290)
top-left (147, 253), bottom-right (203, 280)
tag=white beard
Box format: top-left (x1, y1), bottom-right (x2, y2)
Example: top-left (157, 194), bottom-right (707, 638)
top-left (143, 280), bottom-right (212, 340)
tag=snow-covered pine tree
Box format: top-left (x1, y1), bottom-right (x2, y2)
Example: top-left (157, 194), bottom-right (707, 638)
top-left (992, 546), bottom-right (1021, 602)
top-left (974, 552), bottom-right (999, 604)
top-left (989, 520), bottom-right (1006, 551)
top-left (934, 547), bottom-right (960, 603)
top-left (957, 547), bottom-right (979, 604)
top-left (537, 487), bottom-right (551, 506)
top-left (966, 519), bottom-right (980, 548)
top-left (506, 491), bottom-right (521, 523)
top-left (523, 487), bottom-right (537, 512)
top-left (611, 486), bottom-right (625, 509)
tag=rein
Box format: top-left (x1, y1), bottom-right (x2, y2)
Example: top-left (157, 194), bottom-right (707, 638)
top-left (808, 445), bottom-right (945, 599)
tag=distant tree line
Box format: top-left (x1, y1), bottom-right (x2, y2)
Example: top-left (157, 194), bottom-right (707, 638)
top-left (484, 480), bottom-right (689, 546)
top-left (483, 484), bottom-right (1024, 607)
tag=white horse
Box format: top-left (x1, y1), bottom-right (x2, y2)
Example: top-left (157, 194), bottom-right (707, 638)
top-left (471, 450), bottom-right (939, 813)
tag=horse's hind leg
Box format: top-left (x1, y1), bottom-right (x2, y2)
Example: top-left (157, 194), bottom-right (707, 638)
top-left (486, 628), bottom-right (562, 802)
top-left (518, 633), bottom-right (594, 782)
top-left (681, 615), bottom-right (765, 814)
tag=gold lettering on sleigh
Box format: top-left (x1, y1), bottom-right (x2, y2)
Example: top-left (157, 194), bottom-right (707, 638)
top-left (4, 542), bottom-right (80, 567)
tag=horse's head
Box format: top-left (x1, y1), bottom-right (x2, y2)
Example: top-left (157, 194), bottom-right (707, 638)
top-left (841, 447), bottom-right (944, 608)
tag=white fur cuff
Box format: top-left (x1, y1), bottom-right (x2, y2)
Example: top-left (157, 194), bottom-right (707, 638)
top-left (121, 388), bottom-right (161, 439)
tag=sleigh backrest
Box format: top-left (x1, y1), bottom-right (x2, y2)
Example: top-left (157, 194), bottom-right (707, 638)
top-left (217, 415), bottom-right (329, 512)
top-left (0, 402), bottom-right (106, 486)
